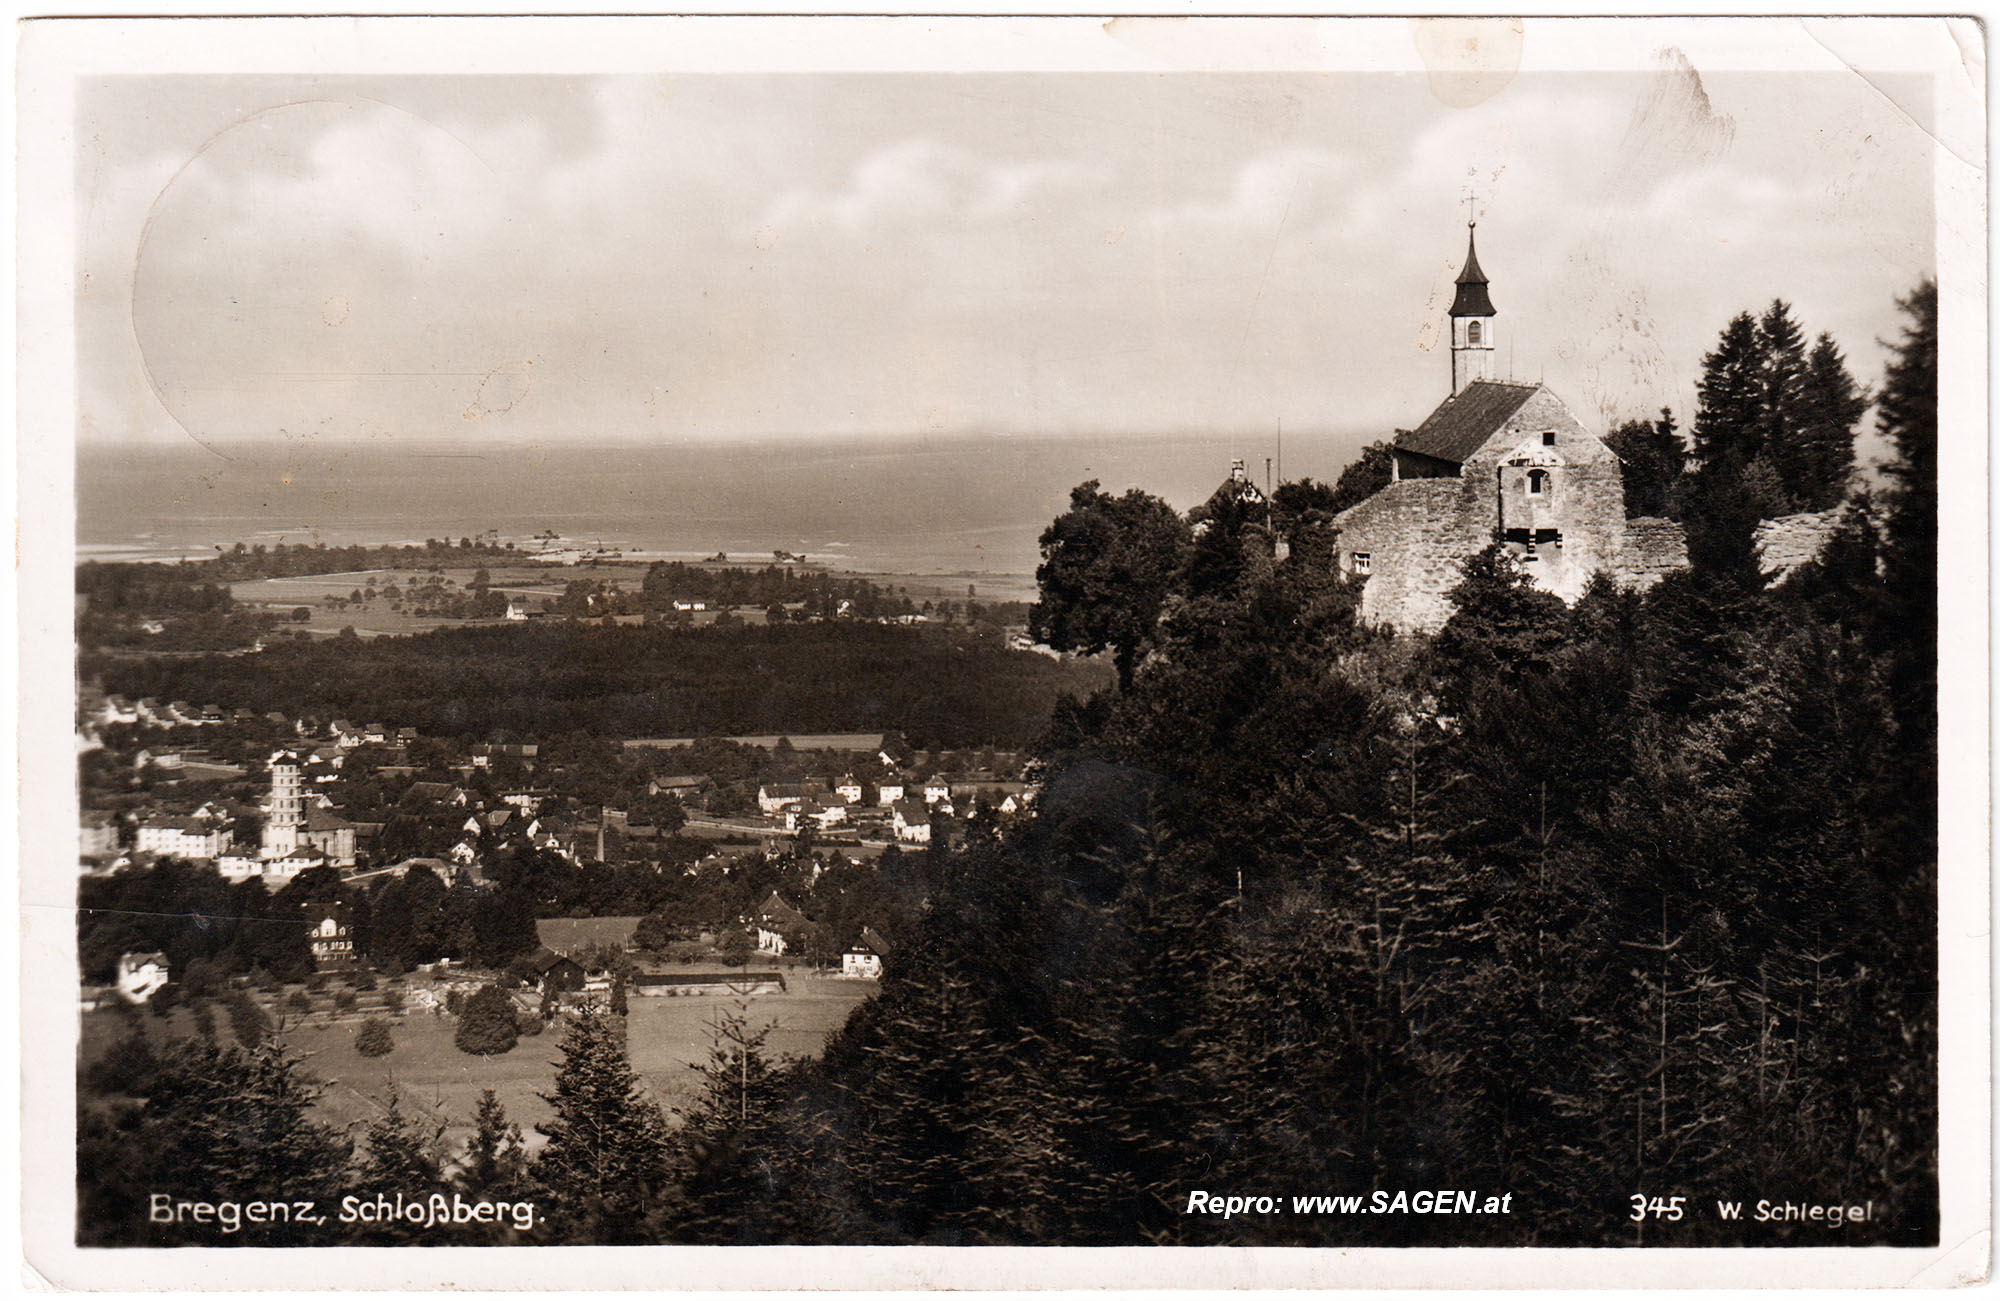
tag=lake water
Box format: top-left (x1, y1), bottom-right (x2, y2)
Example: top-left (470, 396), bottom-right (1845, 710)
top-left (77, 431), bottom-right (1371, 583)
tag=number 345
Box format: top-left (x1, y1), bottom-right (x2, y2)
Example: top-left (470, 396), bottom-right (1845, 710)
top-left (1630, 1195), bottom-right (1686, 1222)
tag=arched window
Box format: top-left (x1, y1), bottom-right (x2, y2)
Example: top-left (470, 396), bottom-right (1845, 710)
top-left (1466, 320), bottom-right (1483, 345)
top-left (1527, 469), bottom-right (1549, 495)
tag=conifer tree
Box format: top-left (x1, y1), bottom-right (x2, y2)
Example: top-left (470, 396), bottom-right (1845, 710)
top-left (1753, 298), bottom-right (1811, 508)
top-left (94, 1039), bottom-right (350, 1245)
top-left (535, 1006), bottom-right (672, 1243)
top-left (1792, 334), bottom-right (1868, 510)
top-left (1691, 311), bottom-right (1765, 471)
top-left (459, 1088), bottom-right (531, 1200)
top-left (666, 998), bottom-right (795, 1243)
top-left (345, 1088), bottom-right (446, 1244)
top-left (1877, 278), bottom-right (1939, 746)
top-left (355, 1017), bottom-right (394, 1057)
top-left (227, 988), bottom-right (270, 1048)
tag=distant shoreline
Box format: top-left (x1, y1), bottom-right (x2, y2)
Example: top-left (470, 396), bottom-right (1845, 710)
top-left (76, 534), bottom-right (1043, 606)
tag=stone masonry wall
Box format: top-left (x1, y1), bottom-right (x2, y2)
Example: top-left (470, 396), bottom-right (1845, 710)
top-left (1335, 386), bottom-right (1694, 633)
top-left (1333, 478), bottom-right (1488, 633)
top-left (1620, 517), bottom-right (1690, 589)
top-left (1463, 387), bottom-right (1626, 606)
top-left (1754, 508), bottom-right (1843, 581)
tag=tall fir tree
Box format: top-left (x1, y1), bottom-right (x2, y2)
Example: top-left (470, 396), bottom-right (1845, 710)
top-left (345, 1088), bottom-right (447, 1244)
top-left (1691, 311), bottom-right (1765, 471)
top-left (1792, 333), bottom-right (1869, 510)
top-left (534, 1007), bottom-right (673, 1243)
top-left (459, 1088), bottom-right (531, 1201)
top-left (665, 999), bottom-right (796, 1243)
top-left (1754, 298), bottom-right (1811, 510)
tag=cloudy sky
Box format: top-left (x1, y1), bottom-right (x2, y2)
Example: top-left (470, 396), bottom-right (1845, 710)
top-left (76, 54), bottom-right (1941, 454)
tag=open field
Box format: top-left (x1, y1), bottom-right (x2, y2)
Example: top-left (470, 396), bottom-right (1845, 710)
top-left (226, 563), bottom-right (800, 639)
top-left (82, 973), bottom-right (876, 1153)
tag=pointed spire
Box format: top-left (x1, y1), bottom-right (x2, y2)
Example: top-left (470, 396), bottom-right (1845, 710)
top-left (1450, 223), bottom-right (1496, 317)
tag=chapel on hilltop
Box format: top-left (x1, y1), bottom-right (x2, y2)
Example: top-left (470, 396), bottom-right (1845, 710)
top-left (1331, 225), bottom-right (1688, 633)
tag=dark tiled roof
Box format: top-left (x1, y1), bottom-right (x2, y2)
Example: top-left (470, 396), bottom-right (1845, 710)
top-left (1395, 381), bottom-right (1539, 466)
top-left (304, 805), bottom-right (356, 831)
top-left (1450, 227), bottom-right (1496, 317)
top-left (527, 946), bottom-right (580, 973)
top-left (754, 891), bottom-right (809, 928)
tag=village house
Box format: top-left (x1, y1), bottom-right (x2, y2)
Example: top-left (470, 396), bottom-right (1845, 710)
top-left (891, 800), bottom-right (932, 845)
top-left (787, 801), bottom-right (849, 833)
top-left (834, 775), bottom-right (865, 805)
top-left (841, 927), bottom-right (891, 979)
top-left (116, 952), bottom-right (171, 1003)
top-left (501, 788), bottom-right (550, 814)
top-left (922, 776), bottom-right (953, 807)
top-left (757, 782), bottom-right (820, 814)
top-left (96, 695), bottom-right (140, 727)
top-left (525, 947), bottom-right (588, 993)
top-left (647, 774), bottom-right (711, 802)
top-left (135, 812), bottom-right (232, 861)
top-left (876, 777), bottom-right (906, 807)
top-left (750, 891), bottom-right (812, 955)
top-left (304, 902), bottom-right (357, 971)
top-left (262, 846), bottom-right (331, 887)
top-left (471, 742), bottom-right (540, 769)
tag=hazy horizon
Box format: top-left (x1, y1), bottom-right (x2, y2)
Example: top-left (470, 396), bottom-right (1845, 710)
top-left (78, 429), bottom-right (1380, 579)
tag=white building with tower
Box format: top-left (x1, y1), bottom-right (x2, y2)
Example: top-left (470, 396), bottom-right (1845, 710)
top-left (260, 750), bottom-right (305, 859)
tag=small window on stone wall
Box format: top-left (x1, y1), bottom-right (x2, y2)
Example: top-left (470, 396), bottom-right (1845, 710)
top-left (1467, 320), bottom-right (1483, 345)
top-left (1352, 552), bottom-right (1372, 575)
top-left (1528, 469), bottom-right (1549, 495)
top-left (1542, 430), bottom-right (1556, 447)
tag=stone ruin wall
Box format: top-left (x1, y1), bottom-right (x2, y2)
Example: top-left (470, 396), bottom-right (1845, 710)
top-left (1335, 388), bottom-right (1706, 633)
top-left (1620, 517), bottom-right (1690, 589)
top-left (1753, 508), bottom-right (1844, 581)
top-left (1333, 477), bottom-right (1490, 633)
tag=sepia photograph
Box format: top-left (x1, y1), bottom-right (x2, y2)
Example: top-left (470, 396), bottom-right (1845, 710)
top-left (18, 14), bottom-right (1988, 1289)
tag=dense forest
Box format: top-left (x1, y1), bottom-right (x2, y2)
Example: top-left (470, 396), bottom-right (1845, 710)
top-left (77, 283), bottom-right (1938, 1247)
top-left (86, 621), bottom-right (1110, 749)
top-left (162, 536), bottom-right (533, 581)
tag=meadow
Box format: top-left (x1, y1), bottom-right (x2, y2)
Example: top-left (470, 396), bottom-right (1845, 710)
top-left (83, 974), bottom-right (877, 1154)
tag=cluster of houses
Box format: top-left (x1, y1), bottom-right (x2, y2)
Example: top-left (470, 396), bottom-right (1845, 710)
top-left (80, 701), bottom-right (560, 878)
top-left (89, 696), bottom-right (258, 729)
top-left (516, 903), bottom-right (892, 999)
top-left (117, 752), bottom-right (365, 888)
top-left (753, 771), bottom-right (1033, 846)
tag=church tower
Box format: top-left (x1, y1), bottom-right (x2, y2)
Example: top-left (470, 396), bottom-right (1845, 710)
top-left (261, 750), bottom-right (303, 859)
top-left (1448, 223), bottom-right (1497, 395)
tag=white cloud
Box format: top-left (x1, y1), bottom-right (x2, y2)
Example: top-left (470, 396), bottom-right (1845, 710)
top-left (1147, 145), bottom-right (1353, 233)
top-left (760, 137), bottom-right (1094, 237)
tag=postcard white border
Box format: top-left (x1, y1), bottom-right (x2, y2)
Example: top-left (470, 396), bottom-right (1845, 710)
top-left (16, 14), bottom-right (1989, 1292)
